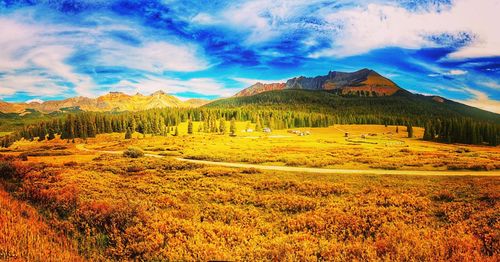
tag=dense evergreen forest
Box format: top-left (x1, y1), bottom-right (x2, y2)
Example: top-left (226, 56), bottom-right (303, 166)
top-left (206, 90), bottom-right (500, 124)
top-left (1, 90), bottom-right (499, 147)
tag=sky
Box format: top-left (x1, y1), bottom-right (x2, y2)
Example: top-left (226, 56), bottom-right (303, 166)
top-left (0, 0), bottom-right (499, 113)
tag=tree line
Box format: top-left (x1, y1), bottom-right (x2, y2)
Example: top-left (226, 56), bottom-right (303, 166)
top-left (1, 107), bottom-right (498, 147)
top-left (0, 108), bottom-right (334, 147)
top-left (423, 118), bottom-right (498, 146)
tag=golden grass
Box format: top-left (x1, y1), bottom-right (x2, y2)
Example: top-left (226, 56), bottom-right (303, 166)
top-left (0, 151), bottom-right (498, 261)
top-left (0, 185), bottom-right (82, 261)
top-left (0, 124), bottom-right (498, 260)
top-left (22, 123), bottom-right (494, 172)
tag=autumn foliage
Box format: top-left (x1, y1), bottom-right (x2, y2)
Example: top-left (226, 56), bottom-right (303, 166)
top-left (0, 152), bottom-right (498, 261)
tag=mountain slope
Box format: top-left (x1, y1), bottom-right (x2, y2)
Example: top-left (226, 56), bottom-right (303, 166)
top-left (0, 91), bottom-right (206, 113)
top-left (235, 69), bottom-right (403, 97)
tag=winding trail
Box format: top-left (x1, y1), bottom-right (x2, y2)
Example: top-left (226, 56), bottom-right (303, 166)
top-left (76, 144), bottom-right (500, 176)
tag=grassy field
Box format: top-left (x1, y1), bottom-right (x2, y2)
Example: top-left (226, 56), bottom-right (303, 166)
top-left (0, 123), bottom-right (498, 260)
top-left (0, 184), bottom-right (82, 261)
top-left (6, 122), bottom-right (496, 171)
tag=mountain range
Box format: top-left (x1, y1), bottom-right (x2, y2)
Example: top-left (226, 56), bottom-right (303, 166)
top-left (0, 69), bottom-right (498, 122)
top-left (0, 91), bottom-right (209, 114)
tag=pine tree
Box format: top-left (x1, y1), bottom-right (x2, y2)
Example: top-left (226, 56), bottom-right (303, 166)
top-left (230, 118), bottom-right (236, 136)
top-left (125, 128), bottom-right (132, 139)
top-left (174, 126), bottom-right (179, 136)
top-left (47, 129), bottom-right (56, 140)
top-left (407, 124), bottom-right (414, 138)
top-left (255, 115), bottom-right (262, 131)
top-left (396, 126), bottom-right (399, 134)
top-left (187, 119), bottom-right (193, 134)
top-left (423, 123), bottom-right (432, 141)
top-left (219, 118), bottom-right (226, 134)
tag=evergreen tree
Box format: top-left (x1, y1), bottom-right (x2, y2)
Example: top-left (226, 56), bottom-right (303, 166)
top-left (47, 129), bottom-right (56, 140)
top-left (423, 123), bottom-right (432, 141)
top-left (255, 115), bottom-right (262, 131)
top-left (230, 118), bottom-right (236, 136)
top-left (187, 119), bottom-right (193, 134)
top-left (219, 118), bottom-right (226, 134)
top-left (173, 126), bottom-right (179, 136)
top-left (407, 124), bottom-right (414, 138)
top-left (125, 128), bottom-right (132, 139)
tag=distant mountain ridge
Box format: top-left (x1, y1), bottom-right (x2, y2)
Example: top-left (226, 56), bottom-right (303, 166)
top-left (0, 91), bottom-right (209, 113)
top-left (234, 69), bottom-right (403, 97)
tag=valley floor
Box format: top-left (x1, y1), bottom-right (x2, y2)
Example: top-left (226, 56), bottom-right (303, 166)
top-left (76, 143), bottom-right (500, 176)
top-left (0, 123), bottom-right (498, 260)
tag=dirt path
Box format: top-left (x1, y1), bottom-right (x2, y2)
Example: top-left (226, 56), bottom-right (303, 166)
top-left (76, 144), bottom-right (500, 176)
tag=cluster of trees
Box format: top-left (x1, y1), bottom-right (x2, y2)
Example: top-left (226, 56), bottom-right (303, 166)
top-left (0, 108), bottom-right (334, 147)
top-left (423, 118), bottom-right (499, 146)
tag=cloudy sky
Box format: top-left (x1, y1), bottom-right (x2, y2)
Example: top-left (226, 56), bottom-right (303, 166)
top-left (0, 0), bottom-right (499, 112)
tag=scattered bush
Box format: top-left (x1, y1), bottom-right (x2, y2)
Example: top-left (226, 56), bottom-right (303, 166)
top-left (400, 148), bottom-right (411, 153)
top-left (241, 168), bottom-right (261, 174)
top-left (455, 147), bottom-right (471, 153)
top-left (201, 167), bottom-right (236, 177)
top-left (431, 190), bottom-right (455, 202)
top-left (19, 150), bottom-right (72, 157)
top-left (126, 165), bottom-right (145, 173)
top-left (0, 161), bottom-right (16, 179)
top-left (64, 161), bottom-right (78, 167)
top-left (123, 147), bottom-right (144, 158)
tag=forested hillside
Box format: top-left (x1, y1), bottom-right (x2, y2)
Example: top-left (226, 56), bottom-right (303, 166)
top-left (207, 90), bottom-right (500, 124)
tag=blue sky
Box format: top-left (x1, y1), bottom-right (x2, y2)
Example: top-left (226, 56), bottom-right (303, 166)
top-left (0, 0), bottom-right (499, 112)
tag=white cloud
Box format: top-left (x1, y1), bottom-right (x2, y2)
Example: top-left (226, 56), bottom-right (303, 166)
top-left (311, 0), bottom-right (500, 58)
top-left (112, 76), bottom-right (233, 97)
top-left (429, 69), bottom-right (468, 77)
top-left (0, 18), bottom-right (96, 97)
top-left (191, 13), bottom-right (217, 25)
top-left (200, 0), bottom-right (323, 44)
top-left (446, 69), bottom-right (467, 75)
top-left (0, 12), bottom-right (211, 99)
top-left (26, 99), bottom-right (44, 104)
top-left (459, 88), bottom-right (500, 114)
top-left (0, 74), bottom-right (68, 97)
top-left (98, 41), bottom-right (209, 73)
top-left (198, 0), bottom-right (499, 59)
top-left (482, 81), bottom-right (500, 90)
